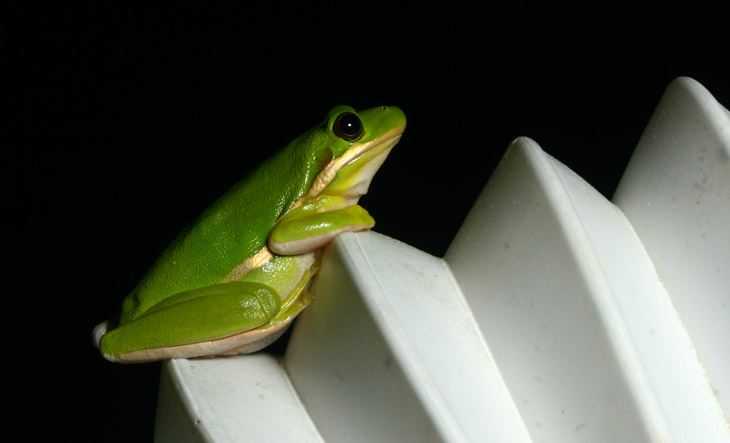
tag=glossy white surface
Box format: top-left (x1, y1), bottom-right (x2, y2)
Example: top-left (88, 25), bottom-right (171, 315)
top-left (614, 77), bottom-right (730, 420)
top-left (155, 77), bottom-right (730, 442)
top-left (286, 232), bottom-right (530, 442)
top-left (447, 135), bottom-right (727, 442)
top-left (155, 354), bottom-right (323, 442)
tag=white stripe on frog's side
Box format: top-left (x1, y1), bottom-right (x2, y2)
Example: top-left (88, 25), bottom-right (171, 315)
top-left (307, 124), bottom-right (405, 200)
top-left (225, 246), bottom-right (274, 282)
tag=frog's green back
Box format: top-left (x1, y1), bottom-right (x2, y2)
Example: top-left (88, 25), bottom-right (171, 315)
top-left (116, 105), bottom-right (407, 325)
top-left (119, 130), bottom-right (327, 324)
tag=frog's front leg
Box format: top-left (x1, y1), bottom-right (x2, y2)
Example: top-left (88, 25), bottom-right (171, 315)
top-left (97, 281), bottom-right (284, 363)
top-left (269, 195), bottom-right (375, 255)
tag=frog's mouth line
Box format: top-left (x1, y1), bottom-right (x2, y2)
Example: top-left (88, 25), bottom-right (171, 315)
top-left (306, 123), bottom-right (406, 200)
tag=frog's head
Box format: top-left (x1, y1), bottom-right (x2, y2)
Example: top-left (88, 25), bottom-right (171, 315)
top-left (307, 105), bottom-right (406, 204)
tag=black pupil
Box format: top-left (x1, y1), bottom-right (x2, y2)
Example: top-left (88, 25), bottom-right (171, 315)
top-left (334, 112), bottom-right (363, 141)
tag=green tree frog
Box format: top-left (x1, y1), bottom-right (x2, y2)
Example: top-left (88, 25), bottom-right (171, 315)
top-left (93, 105), bottom-right (406, 363)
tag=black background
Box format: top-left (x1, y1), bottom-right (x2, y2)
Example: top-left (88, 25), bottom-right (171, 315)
top-left (9, 4), bottom-right (729, 441)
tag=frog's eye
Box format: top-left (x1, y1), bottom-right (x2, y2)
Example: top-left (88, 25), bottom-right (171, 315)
top-left (332, 112), bottom-right (364, 142)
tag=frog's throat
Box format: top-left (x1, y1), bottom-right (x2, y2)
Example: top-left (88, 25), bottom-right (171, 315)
top-left (225, 246), bottom-right (274, 282)
top-left (306, 123), bottom-right (405, 200)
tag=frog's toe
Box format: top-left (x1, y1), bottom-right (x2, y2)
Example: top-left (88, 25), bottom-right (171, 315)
top-left (92, 320), bottom-right (110, 349)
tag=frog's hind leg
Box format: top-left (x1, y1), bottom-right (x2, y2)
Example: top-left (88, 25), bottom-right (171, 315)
top-left (97, 282), bottom-right (282, 363)
top-left (99, 253), bottom-right (320, 363)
